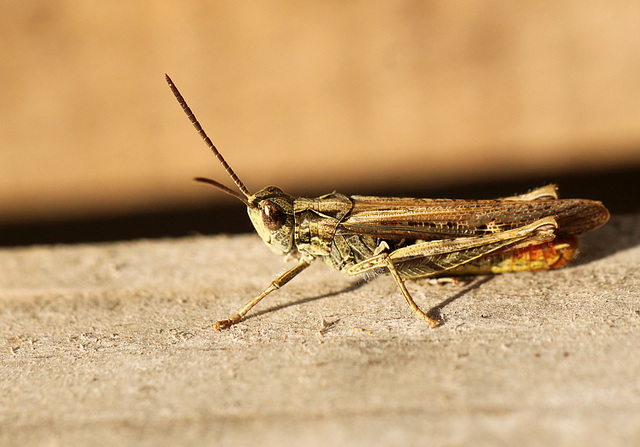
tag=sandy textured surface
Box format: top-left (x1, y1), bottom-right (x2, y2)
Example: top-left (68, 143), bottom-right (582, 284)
top-left (1, 215), bottom-right (639, 446)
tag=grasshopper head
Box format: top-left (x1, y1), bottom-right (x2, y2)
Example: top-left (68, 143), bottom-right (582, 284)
top-left (247, 186), bottom-right (296, 255)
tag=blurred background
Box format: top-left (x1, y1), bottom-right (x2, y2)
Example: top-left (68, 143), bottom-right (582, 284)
top-left (1, 1), bottom-right (639, 246)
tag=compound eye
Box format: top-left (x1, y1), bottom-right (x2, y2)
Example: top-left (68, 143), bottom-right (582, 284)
top-left (261, 201), bottom-right (286, 231)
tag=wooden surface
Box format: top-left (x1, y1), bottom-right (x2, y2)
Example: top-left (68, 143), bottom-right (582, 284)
top-left (1, 2), bottom-right (640, 224)
top-left (1, 215), bottom-right (639, 446)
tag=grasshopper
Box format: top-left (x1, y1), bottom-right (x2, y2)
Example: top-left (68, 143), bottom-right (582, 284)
top-left (165, 74), bottom-right (610, 330)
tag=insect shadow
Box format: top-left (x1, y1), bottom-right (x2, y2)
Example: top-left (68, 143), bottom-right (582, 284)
top-left (241, 280), bottom-right (367, 323)
top-left (240, 275), bottom-right (493, 326)
top-left (425, 276), bottom-right (494, 324)
top-left (572, 215), bottom-right (639, 266)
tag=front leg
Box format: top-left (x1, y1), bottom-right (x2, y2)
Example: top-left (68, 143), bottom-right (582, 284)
top-left (215, 256), bottom-right (314, 330)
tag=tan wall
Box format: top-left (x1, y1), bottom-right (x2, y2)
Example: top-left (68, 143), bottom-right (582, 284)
top-left (2, 2), bottom-right (639, 223)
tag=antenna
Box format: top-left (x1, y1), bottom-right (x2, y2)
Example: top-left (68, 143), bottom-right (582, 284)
top-left (165, 74), bottom-right (252, 200)
top-left (193, 177), bottom-right (250, 206)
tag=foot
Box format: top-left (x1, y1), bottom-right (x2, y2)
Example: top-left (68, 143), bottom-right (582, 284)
top-left (214, 318), bottom-right (239, 330)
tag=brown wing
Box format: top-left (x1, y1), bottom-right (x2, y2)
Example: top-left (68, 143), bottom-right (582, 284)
top-left (339, 195), bottom-right (608, 240)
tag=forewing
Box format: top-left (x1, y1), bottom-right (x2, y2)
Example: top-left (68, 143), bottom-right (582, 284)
top-left (340, 195), bottom-right (607, 240)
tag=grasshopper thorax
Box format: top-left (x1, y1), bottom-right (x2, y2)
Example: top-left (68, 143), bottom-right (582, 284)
top-left (248, 186), bottom-right (296, 255)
